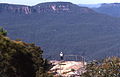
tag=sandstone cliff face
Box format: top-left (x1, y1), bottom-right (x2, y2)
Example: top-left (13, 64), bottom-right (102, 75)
top-left (0, 4), bottom-right (31, 14)
top-left (0, 2), bottom-right (95, 14)
top-left (33, 2), bottom-right (73, 13)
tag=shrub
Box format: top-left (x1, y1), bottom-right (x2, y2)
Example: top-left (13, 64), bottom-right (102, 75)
top-left (0, 27), bottom-right (7, 36)
top-left (0, 35), bottom-right (51, 77)
top-left (81, 57), bottom-right (120, 77)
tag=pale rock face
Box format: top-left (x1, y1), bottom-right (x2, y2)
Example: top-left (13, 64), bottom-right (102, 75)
top-left (51, 5), bottom-right (56, 11)
top-left (50, 60), bottom-right (86, 76)
top-left (0, 4), bottom-right (32, 14)
top-left (22, 6), bottom-right (31, 14)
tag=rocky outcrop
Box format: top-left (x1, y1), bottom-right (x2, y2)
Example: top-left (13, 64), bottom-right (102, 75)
top-left (50, 60), bottom-right (86, 76)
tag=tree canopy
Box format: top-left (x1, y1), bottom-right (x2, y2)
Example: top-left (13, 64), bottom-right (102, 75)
top-left (0, 33), bottom-right (51, 77)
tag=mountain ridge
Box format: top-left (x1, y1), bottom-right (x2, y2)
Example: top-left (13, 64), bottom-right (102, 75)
top-left (0, 2), bottom-right (95, 14)
top-left (0, 2), bottom-right (120, 60)
top-left (93, 3), bottom-right (120, 17)
top-left (78, 4), bottom-right (101, 8)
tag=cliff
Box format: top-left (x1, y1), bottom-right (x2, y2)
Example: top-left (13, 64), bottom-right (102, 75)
top-left (0, 2), bottom-right (95, 14)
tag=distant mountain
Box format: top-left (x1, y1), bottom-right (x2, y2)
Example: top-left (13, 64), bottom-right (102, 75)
top-left (0, 2), bottom-right (120, 60)
top-left (0, 2), bottom-right (94, 14)
top-left (79, 4), bottom-right (101, 8)
top-left (93, 3), bottom-right (120, 17)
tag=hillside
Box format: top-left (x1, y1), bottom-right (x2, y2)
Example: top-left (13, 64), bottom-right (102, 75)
top-left (93, 3), bottom-right (120, 17)
top-left (0, 33), bottom-right (51, 77)
top-left (0, 2), bottom-right (120, 60)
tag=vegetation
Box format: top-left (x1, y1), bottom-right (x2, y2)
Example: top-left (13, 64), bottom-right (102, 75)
top-left (0, 31), bottom-right (52, 77)
top-left (1, 3), bottom-right (120, 60)
top-left (0, 27), bottom-right (7, 36)
top-left (81, 57), bottom-right (120, 77)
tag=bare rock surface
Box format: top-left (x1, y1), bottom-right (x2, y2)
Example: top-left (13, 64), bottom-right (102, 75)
top-left (50, 60), bottom-right (86, 77)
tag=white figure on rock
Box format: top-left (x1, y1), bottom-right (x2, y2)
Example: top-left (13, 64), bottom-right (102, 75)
top-left (60, 52), bottom-right (64, 60)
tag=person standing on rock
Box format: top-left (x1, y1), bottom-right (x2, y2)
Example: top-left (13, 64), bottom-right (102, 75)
top-left (60, 52), bottom-right (64, 60)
